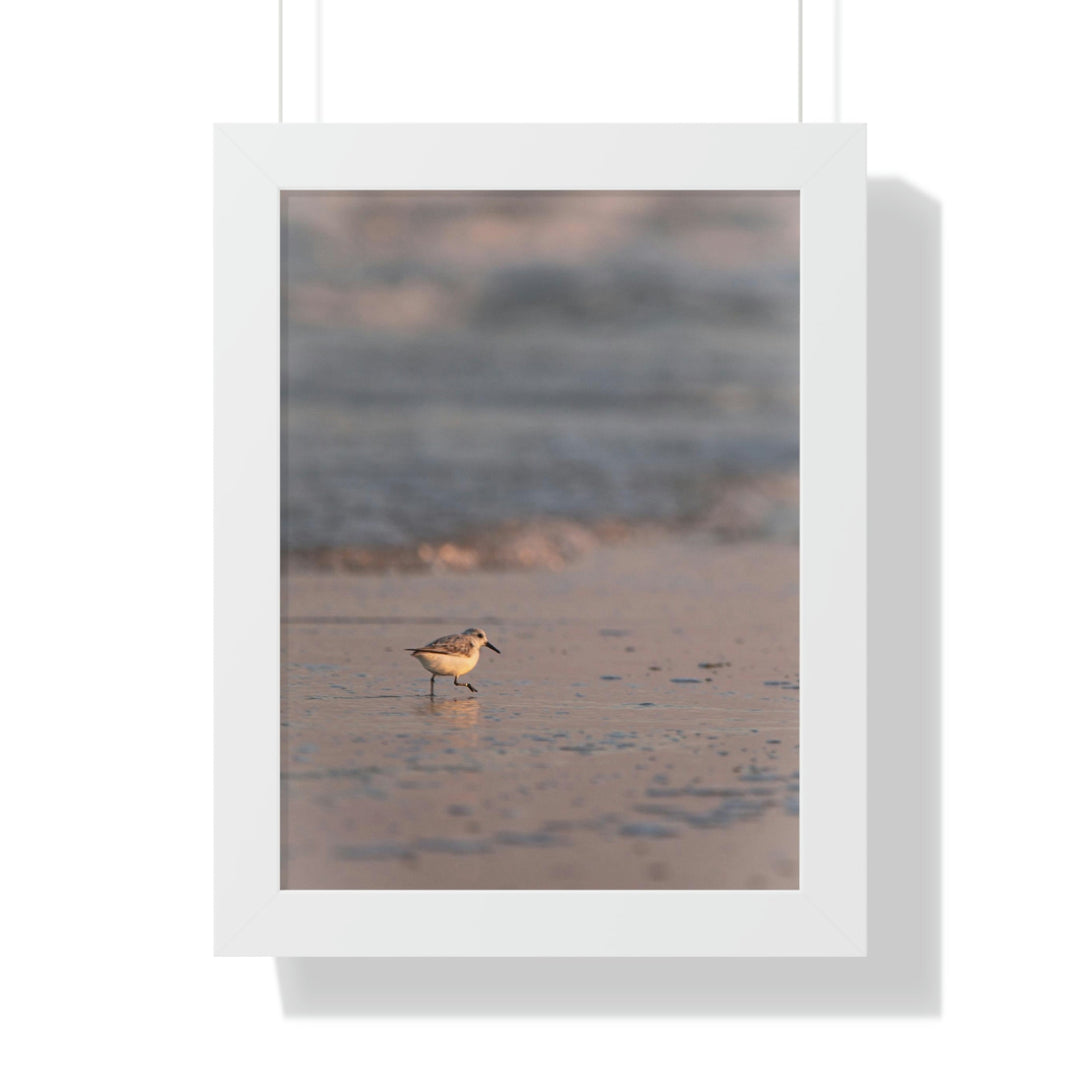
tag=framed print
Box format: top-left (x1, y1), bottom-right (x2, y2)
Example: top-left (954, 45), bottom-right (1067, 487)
top-left (215, 124), bottom-right (866, 956)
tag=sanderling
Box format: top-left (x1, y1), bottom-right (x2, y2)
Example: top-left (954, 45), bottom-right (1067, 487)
top-left (405, 627), bottom-right (501, 695)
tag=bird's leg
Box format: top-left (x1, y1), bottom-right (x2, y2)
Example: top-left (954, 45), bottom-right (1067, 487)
top-left (453, 676), bottom-right (478, 694)
top-left (430, 673), bottom-right (436, 696)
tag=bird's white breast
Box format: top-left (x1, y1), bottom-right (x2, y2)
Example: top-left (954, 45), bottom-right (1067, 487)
top-left (415, 650), bottom-right (478, 677)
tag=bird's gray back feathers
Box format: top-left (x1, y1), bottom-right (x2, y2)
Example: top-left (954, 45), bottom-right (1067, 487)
top-left (407, 633), bottom-right (477, 657)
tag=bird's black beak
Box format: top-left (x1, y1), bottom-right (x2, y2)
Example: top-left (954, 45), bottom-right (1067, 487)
top-left (484, 641), bottom-right (501, 654)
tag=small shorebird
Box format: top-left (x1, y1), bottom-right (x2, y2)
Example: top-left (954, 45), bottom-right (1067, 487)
top-left (406, 627), bottom-right (501, 695)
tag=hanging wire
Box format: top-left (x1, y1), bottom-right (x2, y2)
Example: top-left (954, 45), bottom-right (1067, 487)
top-left (798, 0), bottom-right (804, 122)
top-left (315, 0), bottom-right (323, 122)
top-left (834, 0), bottom-right (842, 121)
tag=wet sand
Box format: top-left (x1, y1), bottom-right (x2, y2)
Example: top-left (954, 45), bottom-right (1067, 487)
top-left (281, 539), bottom-right (799, 889)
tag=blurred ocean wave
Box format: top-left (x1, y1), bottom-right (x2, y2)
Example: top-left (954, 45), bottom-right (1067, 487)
top-left (282, 192), bottom-right (798, 557)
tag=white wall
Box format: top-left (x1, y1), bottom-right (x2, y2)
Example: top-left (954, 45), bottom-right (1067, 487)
top-left (4, 1), bottom-right (1076, 1076)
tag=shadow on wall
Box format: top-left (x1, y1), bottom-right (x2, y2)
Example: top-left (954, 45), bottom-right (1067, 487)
top-left (272, 179), bottom-right (942, 1017)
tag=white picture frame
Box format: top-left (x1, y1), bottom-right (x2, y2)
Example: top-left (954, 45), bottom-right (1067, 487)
top-left (215, 124), bottom-right (865, 957)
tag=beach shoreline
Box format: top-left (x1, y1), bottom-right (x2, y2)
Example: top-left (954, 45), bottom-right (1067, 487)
top-left (281, 537), bottom-right (799, 889)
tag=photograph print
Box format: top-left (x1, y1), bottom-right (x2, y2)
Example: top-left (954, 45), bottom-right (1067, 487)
top-left (281, 189), bottom-right (800, 889)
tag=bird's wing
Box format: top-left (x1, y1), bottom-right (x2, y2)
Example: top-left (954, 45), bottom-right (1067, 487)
top-left (407, 634), bottom-right (472, 656)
